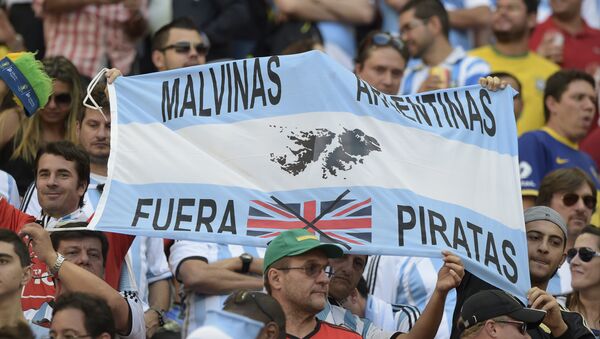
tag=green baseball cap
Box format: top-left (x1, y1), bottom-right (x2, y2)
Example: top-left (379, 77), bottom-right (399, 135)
top-left (263, 229), bottom-right (344, 273)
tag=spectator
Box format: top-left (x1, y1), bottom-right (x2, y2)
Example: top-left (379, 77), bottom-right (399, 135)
top-left (488, 71), bottom-right (524, 121)
top-left (469, 0), bottom-right (559, 135)
top-left (519, 70), bottom-right (599, 213)
top-left (536, 168), bottom-right (596, 296)
top-left (530, 0), bottom-right (600, 74)
top-left (450, 206), bottom-right (595, 339)
top-left (0, 140), bottom-right (134, 310)
top-left (328, 254), bottom-right (421, 333)
top-left (355, 31), bottom-right (409, 96)
top-left (264, 228), bottom-right (464, 338)
top-left (151, 17), bottom-right (209, 72)
top-left (223, 290), bottom-right (286, 339)
top-left (397, 0), bottom-right (490, 95)
top-left (0, 229), bottom-right (45, 335)
top-left (0, 56), bottom-right (82, 196)
top-left (21, 222), bottom-right (145, 338)
top-left (567, 225), bottom-right (600, 337)
top-left (536, 0), bottom-right (600, 29)
top-left (50, 292), bottom-right (116, 339)
top-left (273, 0), bottom-right (376, 70)
top-left (457, 290), bottom-right (546, 339)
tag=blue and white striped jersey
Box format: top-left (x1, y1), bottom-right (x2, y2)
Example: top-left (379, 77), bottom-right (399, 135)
top-left (0, 169), bottom-right (19, 208)
top-left (168, 241), bottom-right (265, 337)
top-left (364, 255), bottom-right (456, 339)
top-left (317, 301), bottom-right (394, 339)
top-left (399, 47), bottom-right (490, 95)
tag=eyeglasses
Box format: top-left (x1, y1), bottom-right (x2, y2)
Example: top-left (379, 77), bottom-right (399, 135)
top-left (494, 320), bottom-right (528, 335)
top-left (562, 193), bottom-right (596, 210)
top-left (226, 290), bottom-right (275, 322)
top-left (160, 41), bottom-right (209, 55)
top-left (567, 247), bottom-right (600, 263)
top-left (49, 93), bottom-right (71, 107)
top-left (277, 263), bottom-right (334, 278)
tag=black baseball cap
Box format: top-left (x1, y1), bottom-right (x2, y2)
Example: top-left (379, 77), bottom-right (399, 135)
top-left (458, 290), bottom-right (546, 332)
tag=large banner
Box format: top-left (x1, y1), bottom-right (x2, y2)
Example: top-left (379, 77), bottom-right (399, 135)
top-left (90, 51), bottom-right (528, 297)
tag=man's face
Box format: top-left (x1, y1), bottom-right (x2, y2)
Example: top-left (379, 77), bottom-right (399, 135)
top-left (276, 250), bottom-right (330, 314)
top-left (51, 308), bottom-right (92, 339)
top-left (549, 183), bottom-right (594, 243)
top-left (77, 108), bottom-right (111, 164)
top-left (57, 237), bottom-right (104, 278)
top-left (36, 154), bottom-right (86, 218)
top-left (526, 220), bottom-right (566, 285)
top-left (153, 28), bottom-right (206, 71)
top-left (328, 254), bottom-right (366, 301)
top-left (547, 80), bottom-right (597, 142)
top-left (399, 9), bottom-right (433, 59)
top-left (0, 242), bottom-right (29, 298)
top-left (355, 47), bottom-right (406, 95)
top-left (492, 0), bottom-right (534, 43)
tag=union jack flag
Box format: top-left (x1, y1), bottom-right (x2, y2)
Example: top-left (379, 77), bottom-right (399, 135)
top-left (247, 198), bottom-right (373, 245)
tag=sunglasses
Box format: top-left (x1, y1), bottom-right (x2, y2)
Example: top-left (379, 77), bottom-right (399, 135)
top-left (567, 247), bottom-right (600, 263)
top-left (226, 290), bottom-right (274, 322)
top-left (562, 193), bottom-right (596, 210)
top-left (49, 93), bottom-right (71, 107)
top-left (369, 32), bottom-right (405, 52)
top-left (277, 263), bottom-right (334, 278)
top-left (495, 320), bottom-right (528, 335)
top-left (160, 41), bottom-right (209, 55)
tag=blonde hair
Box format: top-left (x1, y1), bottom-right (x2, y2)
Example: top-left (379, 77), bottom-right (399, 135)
top-left (11, 56), bottom-right (81, 164)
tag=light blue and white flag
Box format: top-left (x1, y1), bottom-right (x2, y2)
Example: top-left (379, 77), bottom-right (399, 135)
top-left (90, 51), bottom-right (528, 297)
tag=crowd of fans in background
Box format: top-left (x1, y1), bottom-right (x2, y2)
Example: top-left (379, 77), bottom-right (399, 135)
top-left (0, 0), bottom-right (599, 338)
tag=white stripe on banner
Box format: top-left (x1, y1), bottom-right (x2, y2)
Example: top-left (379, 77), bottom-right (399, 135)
top-left (92, 51), bottom-right (529, 299)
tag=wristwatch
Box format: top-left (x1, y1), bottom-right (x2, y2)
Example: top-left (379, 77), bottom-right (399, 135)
top-left (239, 253), bottom-right (253, 274)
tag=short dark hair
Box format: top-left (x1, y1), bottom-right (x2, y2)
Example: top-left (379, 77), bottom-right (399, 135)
top-left (543, 69), bottom-right (595, 122)
top-left (521, 0), bottom-right (539, 14)
top-left (399, 0), bottom-right (450, 38)
top-left (536, 168), bottom-right (597, 212)
top-left (224, 290), bottom-right (286, 339)
top-left (355, 30), bottom-right (409, 66)
top-left (0, 229), bottom-right (30, 267)
top-left (489, 71), bottom-right (522, 92)
top-left (152, 17), bottom-right (200, 51)
top-left (78, 83), bottom-right (109, 123)
top-left (52, 292), bottom-right (116, 339)
top-left (50, 226), bottom-right (109, 267)
top-left (34, 141), bottom-right (90, 208)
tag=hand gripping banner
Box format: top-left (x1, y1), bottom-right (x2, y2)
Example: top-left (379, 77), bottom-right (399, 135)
top-left (90, 51), bottom-right (527, 297)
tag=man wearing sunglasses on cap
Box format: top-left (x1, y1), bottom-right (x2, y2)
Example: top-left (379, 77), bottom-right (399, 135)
top-left (519, 70), bottom-right (599, 222)
top-left (450, 206), bottom-right (595, 339)
top-left (354, 31), bottom-right (409, 96)
top-left (457, 290), bottom-right (546, 339)
top-left (151, 17), bottom-right (209, 72)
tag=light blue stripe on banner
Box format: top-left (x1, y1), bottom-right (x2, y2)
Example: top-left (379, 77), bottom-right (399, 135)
top-left (95, 180), bottom-right (530, 298)
top-left (113, 51), bottom-right (518, 156)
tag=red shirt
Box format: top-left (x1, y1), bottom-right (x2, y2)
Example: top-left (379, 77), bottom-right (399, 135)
top-left (287, 319), bottom-right (363, 339)
top-left (530, 17), bottom-right (600, 73)
top-left (0, 198), bottom-right (133, 310)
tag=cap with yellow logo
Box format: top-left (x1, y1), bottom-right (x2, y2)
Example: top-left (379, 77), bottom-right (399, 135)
top-left (263, 228), bottom-right (344, 273)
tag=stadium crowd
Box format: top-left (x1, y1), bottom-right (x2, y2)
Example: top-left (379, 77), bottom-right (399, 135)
top-left (0, 0), bottom-right (598, 338)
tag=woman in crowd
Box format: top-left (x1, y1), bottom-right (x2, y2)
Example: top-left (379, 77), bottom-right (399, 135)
top-left (567, 225), bottom-right (600, 338)
top-left (0, 56), bottom-right (81, 196)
